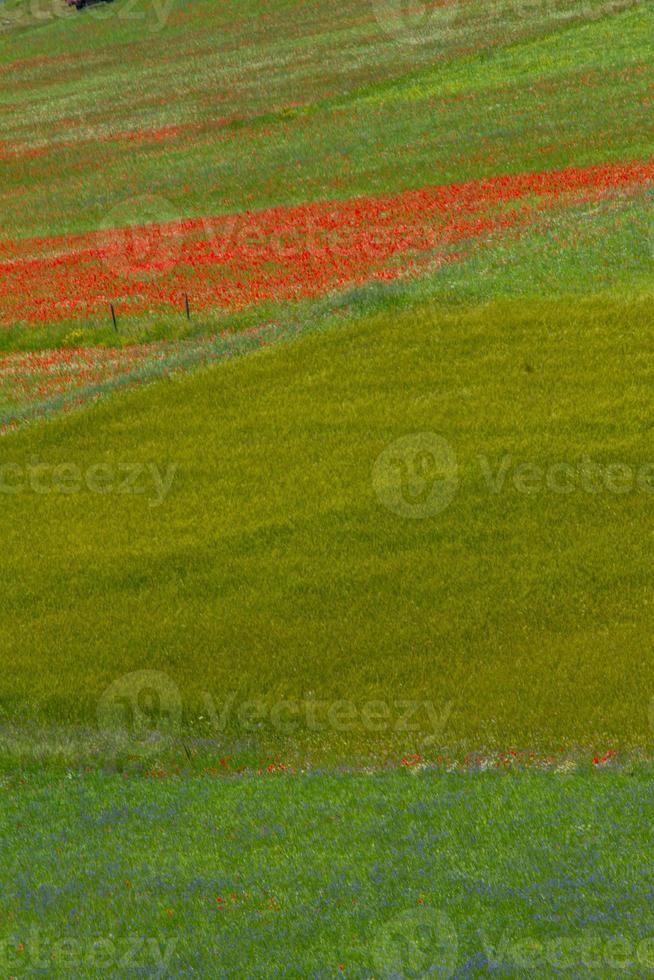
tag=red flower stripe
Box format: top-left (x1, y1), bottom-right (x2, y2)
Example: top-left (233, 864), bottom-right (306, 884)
top-left (0, 158), bottom-right (651, 327)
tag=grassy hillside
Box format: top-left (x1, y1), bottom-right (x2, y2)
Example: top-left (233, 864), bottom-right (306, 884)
top-left (1, 0), bottom-right (650, 242)
top-left (0, 0), bottom-right (651, 348)
top-left (1, 291), bottom-right (653, 763)
top-left (2, 0), bottom-right (654, 971)
top-left (0, 0), bottom-right (651, 764)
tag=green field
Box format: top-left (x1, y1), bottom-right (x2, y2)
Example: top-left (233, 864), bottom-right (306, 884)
top-left (2, 292), bottom-right (654, 765)
top-left (2, 768), bottom-right (654, 976)
top-left (0, 0), bottom-right (649, 764)
top-left (1, 0), bottom-right (654, 973)
top-left (1, 0), bottom-right (652, 242)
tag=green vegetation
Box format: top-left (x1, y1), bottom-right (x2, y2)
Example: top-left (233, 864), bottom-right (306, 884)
top-left (1, 293), bottom-right (653, 761)
top-left (2, 768), bottom-right (654, 975)
top-left (0, 0), bottom-right (651, 768)
top-left (1, 0), bottom-right (651, 245)
top-left (1, 0), bottom-right (653, 971)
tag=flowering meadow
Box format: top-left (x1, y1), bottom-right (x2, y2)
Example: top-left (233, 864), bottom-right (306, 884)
top-left (2, 768), bottom-right (654, 975)
top-left (0, 159), bottom-right (651, 428)
top-left (0, 324), bottom-right (306, 429)
top-left (0, 0), bottom-right (651, 421)
top-left (0, 0), bottom-right (652, 755)
top-left (1, 159), bottom-right (652, 330)
top-left (1, 0), bottom-right (654, 970)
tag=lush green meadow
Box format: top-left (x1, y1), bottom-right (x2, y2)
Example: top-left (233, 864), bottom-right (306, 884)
top-left (0, 0), bottom-right (651, 343)
top-left (1, 0), bottom-right (651, 243)
top-left (1, 291), bottom-right (653, 765)
top-left (1, 0), bottom-right (654, 973)
top-left (0, 0), bottom-right (652, 762)
top-left (2, 768), bottom-right (654, 976)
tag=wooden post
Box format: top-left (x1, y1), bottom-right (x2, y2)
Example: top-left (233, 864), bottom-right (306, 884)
top-left (184, 293), bottom-right (190, 320)
top-left (110, 303), bottom-right (118, 333)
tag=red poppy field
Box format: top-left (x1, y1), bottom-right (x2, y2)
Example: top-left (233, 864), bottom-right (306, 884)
top-left (1, 158), bottom-right (652, 331)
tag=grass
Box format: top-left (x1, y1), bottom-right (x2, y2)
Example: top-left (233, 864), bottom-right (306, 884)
top-left (0, 176), bottom-right (650, 413)
top-left (1, 767), bottom-right (654, 976)
top-left (1, 291), bottom-right (653, 761)
top-left (1, 0), bottom-right (654, 971)
top-left (1, 0), bottom-right (651, 247)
